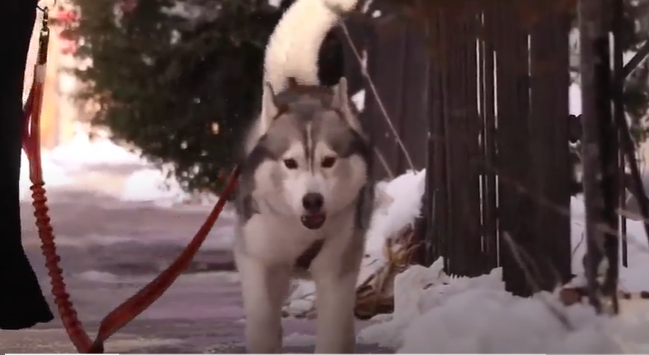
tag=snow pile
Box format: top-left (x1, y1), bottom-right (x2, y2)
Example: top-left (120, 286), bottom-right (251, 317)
top-left (49, 130), bottom-right (145, 168)
top-left (120, 167), bottom-right (184, 204)
top-left (19, 150), bottom-right (73, 200)
top-left (47, 129), bottom-right (221, 206)
top-left (283, 170), bottom-right (425, 317)
top-left (396, 288), bottom-right (623, 353)
top-left (284, 282), bottom-right (317, 318)
top-left (352, 90), bottom-right (366, 111)
top-left (364, 170), bottom-right (426, 259)
top-left (119, 166), bottom-right (225, 209)
top-left (357, 258), bottom-right (503, 348)
top-left (567, 82), bottom-right (649, 291)
top-left (355, 192), bottom-right (649, 353)
top-left (357, 258), bottom-right (637, 353)
top-left (571, 195), bottom-right (649, 292)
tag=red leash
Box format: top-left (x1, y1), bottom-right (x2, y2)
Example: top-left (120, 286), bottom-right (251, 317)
top-left (23, 7), bottom-right (239, 352)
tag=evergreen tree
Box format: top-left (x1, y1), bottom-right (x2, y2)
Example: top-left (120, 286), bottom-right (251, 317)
top-left (65, 0), bottom-right (343, 193)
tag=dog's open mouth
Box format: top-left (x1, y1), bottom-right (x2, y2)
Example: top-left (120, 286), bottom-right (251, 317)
top-left (301, 213), bottom-right (326, 230)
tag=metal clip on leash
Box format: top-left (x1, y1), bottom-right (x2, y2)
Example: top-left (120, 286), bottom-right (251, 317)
top-left (24, 4), bottom-right (241, 352)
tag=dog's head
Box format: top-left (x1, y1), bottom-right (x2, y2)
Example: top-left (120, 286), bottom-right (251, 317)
top-left (242, 78), bottom-right (371, 230)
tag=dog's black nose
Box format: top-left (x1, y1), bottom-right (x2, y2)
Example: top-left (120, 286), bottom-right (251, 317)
top-left (302, 192), bottom-right (324, 213)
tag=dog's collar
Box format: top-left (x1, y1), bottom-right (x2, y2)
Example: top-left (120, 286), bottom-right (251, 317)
top-left (295, 239), bottom-right (325, 271)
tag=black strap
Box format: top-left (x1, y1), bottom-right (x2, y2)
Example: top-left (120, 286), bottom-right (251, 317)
top-left (294, 239), bottom-right (325, 270)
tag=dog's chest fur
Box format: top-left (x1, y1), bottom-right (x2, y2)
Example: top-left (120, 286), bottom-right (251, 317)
top-left (234, 209), bottom-right (357, 273)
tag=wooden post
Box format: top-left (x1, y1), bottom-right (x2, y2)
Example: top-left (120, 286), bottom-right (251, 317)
top-left (578, 0), bottom-right (620, 314)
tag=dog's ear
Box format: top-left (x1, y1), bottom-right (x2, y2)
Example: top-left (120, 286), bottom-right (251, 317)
top-left (331, 77), bottom-right (363, 132)
top-left (260, 82), bottom-right (279, 135)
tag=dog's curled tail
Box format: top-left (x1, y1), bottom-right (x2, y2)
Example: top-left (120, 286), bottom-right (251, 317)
top-left (263, 0), bottom-right (359, 92)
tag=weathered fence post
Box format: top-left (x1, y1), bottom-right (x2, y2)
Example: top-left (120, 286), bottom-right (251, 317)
top-left (356, 1), bottom-right (573, 291)
top-left (493, 0), bottom-right (572, 296)
top-left (425, 10), bottom-right (449, 268)
top-left (493, 1), bottom-right (537, 296)
top-left (578, 0), bottom-right (620, 314)
top-left (528, 8), bottom-right (573, 292)
top-left (479, 5), bottom-right (499, 276)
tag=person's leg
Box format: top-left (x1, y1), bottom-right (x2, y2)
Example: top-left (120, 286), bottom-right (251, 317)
top-left (0, 0), bottom-right (54, 329)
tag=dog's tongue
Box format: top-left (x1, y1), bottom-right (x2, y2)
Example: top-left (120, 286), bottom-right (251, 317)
top-left (301, 214), bottom-right (326, 230)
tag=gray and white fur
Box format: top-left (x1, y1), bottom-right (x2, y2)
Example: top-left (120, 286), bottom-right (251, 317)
top-left (232, 0), bottom-right (374, 352)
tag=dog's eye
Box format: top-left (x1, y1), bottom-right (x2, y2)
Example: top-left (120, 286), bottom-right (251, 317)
top-left (321, 156), bottom-right (336, 168)
top-left (283, 158), bottom-right (298, 169)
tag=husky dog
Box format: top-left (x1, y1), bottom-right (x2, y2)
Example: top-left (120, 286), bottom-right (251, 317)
top-left (233, 0), bottom-right (373, 353)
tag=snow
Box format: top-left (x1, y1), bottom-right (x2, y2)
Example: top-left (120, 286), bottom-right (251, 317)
top-left (364, 170), bottom-right (425, 259)
top-left (395, 285), bottom-right (624, 353)
top-left (351, 173), bottom-right (649, 353)
top-left (119, 165), bottom-right (223, 209)
top-left (281, 80), bottom-right (649, 351)
top-left (23, 130), bottom-right (218, 207)
top-left (359, 255), bottom-right (649, 353)
top-left (48, 129), bottom-right (145, 169)
top-left (120, 167), bottom-right (184, 204)
top-left (566, 83), bottom-right (649, 292)
top-left (25, 118), bottom-right (649, 353)
top-left (19, 151), bottom-right (73, 200)
top-left (352, 90), bottom-right (366, 111)
top-left (571, 195), bottom-right (649, 293)
top-left (281, 167), bottom-right (649, 354)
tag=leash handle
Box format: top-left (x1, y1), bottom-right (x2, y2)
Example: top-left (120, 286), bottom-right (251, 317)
top-left (23, 7), bottom-right (50, 182)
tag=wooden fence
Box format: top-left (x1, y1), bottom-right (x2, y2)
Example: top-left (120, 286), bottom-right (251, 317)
top-left (343, 0), bottom-right (574, 296)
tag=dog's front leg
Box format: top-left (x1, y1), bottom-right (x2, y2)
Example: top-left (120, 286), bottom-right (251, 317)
top-left (237, 253), bottom-right (291, 353)
top-left (312, 269), bottom-right (358, 353)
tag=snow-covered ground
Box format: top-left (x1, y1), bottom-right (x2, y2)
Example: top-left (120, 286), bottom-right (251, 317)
top-left (14, 131), bottom-right (391, 353)
top-left (346, 80), bottom-right (649, 352)
top-left (21, 110), bottom-right (649, 353)
top-left (275, 159), bottom-right (649, 353)
top-left (20, 131), bottom-right (238, 269)
top-left (355, 191), bottom-right (649, 353)
top-left (48, 131), bottom-right (146, 168)
top-left (344, 81), bottom-right (649, 352)
top-left (19, 150), bottom-right (73, 199)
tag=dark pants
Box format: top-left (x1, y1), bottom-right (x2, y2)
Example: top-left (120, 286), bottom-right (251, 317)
top-left (0, 0), bottom-right (54, 329)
